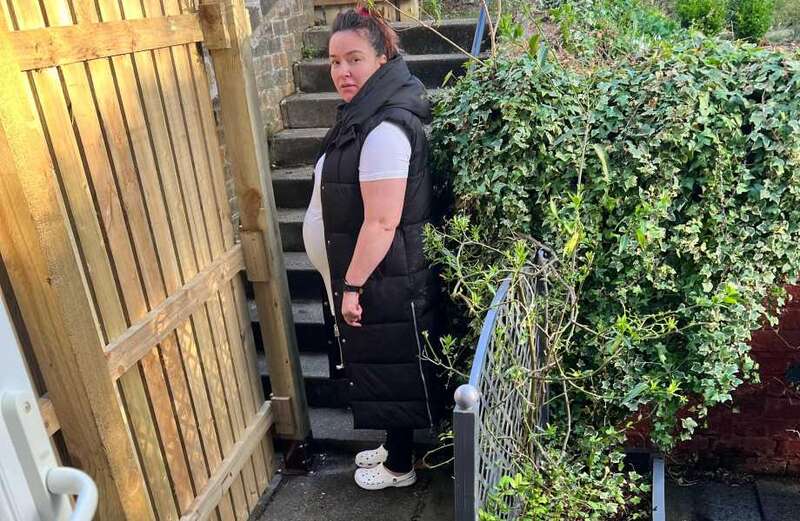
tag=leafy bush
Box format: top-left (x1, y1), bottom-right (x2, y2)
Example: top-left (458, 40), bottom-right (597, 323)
top-left (729, 0), bottom-right (776, 40)
top-left (675, 0), bottom-right (728, 34)
top-left (428, 24), bottom-right (800, 518)
top-left (547, 0), bottom-right (681, 63)
top-left (481, 432), bottom-right (650, 521)
top-left (773, 0), bottom-right (800, 29)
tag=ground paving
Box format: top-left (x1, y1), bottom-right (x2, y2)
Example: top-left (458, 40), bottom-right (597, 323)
top-left (667, 476), bottom-right (800, 521)
top-left (255, 451), bottom-right (453, 521)
top-left (255, 451), bottom-right (800, 521)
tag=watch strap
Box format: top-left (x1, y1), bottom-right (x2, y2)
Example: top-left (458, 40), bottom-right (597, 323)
top-left (343, 281), bottom-right (363, 294)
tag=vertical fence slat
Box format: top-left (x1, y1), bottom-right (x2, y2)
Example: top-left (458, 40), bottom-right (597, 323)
top-left (80, 0), bottom-right (197, 509)
top-left (0, 14), bottom-right (154, 520)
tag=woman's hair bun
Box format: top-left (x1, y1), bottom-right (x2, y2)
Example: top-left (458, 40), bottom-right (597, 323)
top-left (331, 6), bottom-right (401, 60)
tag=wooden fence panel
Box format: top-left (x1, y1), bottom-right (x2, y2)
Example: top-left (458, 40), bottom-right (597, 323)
top-left (0, 0), bottom-right (287, 517)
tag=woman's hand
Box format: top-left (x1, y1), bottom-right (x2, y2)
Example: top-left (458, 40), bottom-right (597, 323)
top-left (342, 291), bottom-right (362, 327)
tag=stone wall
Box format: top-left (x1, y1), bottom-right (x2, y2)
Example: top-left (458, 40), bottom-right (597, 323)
top-left (210, 0), bottom-right (314, 226)
top-left (249, 0), bottom-right (315, 136)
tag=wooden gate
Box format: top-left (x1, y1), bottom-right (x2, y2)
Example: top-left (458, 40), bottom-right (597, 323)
top-left (0, 0), bottom-right (308, 519)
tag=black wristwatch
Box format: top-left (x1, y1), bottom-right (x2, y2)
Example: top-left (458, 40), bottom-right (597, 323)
top-left (343, 280), bottom-right (363, 295)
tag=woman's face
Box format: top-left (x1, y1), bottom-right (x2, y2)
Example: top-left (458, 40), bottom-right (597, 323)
top-left (329, 29), bottom-right (387, 103)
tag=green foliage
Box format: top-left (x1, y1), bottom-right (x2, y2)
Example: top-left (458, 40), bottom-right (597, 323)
top-left (421, 0), bottom-right (444, 21)
top-left (773, 0), bottom-right (800, 29)
top-left (675, 0), bottom-right (728, 34)
top-left (481, 431), bottom-right (650, 521)
top-left (548, 0), bottom-right (681, 63)
top-left (427, 9), bottom-right (800, 515)
top-left (729, 0), bottom-right (776, 41)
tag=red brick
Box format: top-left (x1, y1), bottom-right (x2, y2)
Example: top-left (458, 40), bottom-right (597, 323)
top-left (751, 329), bottom-right (783, 351)
top-left (741, 457), bottom-right (787, 474)
top-left (730, 421), bottom-right (768, 437)
top-left (757, 358), bottom-right (792, 378)
top-left (729, 397), bottom-right (766, 417)
top-left (677, 436), bottom-right (711, 452)
top-left (775, 329), bottom-right (800, 348)
top-left (729, 437), bottom-right (778, 455)
top-left (786, 460), bottom-right (800, 475)
top-left (776, 439), bottom-right (800, 456)
top-left (763, 397), bottom-right (800, 418)
top-left (761, 378), bottom-right (790, 398)
top-left (779, 308), bottom-right (800, 330)
top-left (786, 285), bottom-right (800, 304)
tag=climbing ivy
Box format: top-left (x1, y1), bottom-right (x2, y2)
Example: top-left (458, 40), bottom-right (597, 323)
top-left (425, 8), bottom-right (800, 517)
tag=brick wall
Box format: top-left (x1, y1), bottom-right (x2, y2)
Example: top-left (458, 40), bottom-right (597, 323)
top-left (208, 0), bottom-right (314, 227)
top-left (673, 286), bottom-right (800, 475)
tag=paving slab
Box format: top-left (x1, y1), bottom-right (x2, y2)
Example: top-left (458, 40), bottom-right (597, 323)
top-left (255, 452), bottom-right (454, 521)
top-left (666, 478), bottom-right (694, 521)
top-left (756, 477), bottom-right (800, 521)
top-left (693, 481), bottom-right (762, 521)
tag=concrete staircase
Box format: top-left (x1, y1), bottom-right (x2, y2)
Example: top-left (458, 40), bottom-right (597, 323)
top-left (256, 18), bottom-right (482, 449)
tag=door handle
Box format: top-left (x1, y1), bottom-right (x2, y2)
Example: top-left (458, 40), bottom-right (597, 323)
top-left (2, 390), bottom-right (98, 520)
top-left (46, 467), bottom-right (98, 521)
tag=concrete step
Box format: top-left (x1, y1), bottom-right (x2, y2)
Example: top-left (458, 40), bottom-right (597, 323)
top-left (284, 251), bottom-right (326, 300)
top-left (303, 18), bottom-right (482, 57)
top-left (280, 92), bottom-right (339, 129)
top-left (272, 165), bottom-right (313, 207)
top-left (281, 90), bottom-right (440, 129)
top-left (294, 53), bottom-right (470, 93)
top-left (270, 127), bottom-right (326, 168)
top-left (277, 207), bottom-right (305, 251)
top-left (250, 297), bottom-right (331, 353)
top-left (258, 352), bottom-right (348, 408)
top-left (270, 125), bottom-right (432, 168)
top-left (309, 407), bottom-right (439, 453)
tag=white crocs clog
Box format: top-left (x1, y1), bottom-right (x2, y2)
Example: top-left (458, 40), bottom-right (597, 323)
top-left (354, 463), bottom-right (416, 490)
top-left (355, 444), bottom-right (388, 468)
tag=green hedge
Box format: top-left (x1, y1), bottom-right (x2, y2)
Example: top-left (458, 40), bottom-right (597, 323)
top-left (430, 37), bottom-right (800, 451)
top-left (676, 0), bottom-right (728, 34)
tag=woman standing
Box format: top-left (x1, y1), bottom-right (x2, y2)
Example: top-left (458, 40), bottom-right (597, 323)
top-left (301, 7), bottom-right (442, 491)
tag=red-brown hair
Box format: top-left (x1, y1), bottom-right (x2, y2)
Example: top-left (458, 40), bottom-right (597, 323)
top-left (330, 7), bottom-right (401, 60)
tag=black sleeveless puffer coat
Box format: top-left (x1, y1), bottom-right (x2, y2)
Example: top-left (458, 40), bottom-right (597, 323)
top-left (318, 55), bottom-right (443, 430)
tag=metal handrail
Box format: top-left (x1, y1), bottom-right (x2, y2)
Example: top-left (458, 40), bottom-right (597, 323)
top-left (470, 4), bottom-right (489, 57)
top-left (467, 278), bottom-right (511, 386)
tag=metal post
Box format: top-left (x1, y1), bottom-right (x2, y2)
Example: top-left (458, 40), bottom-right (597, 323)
top-left (652, 454), bottom-right (665, 521)
top-left (454, 384), bottom-right (480, 521)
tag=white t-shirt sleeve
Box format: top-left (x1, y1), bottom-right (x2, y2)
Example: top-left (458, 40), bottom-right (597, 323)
top-left (358, 121), bottom-right (411, 182)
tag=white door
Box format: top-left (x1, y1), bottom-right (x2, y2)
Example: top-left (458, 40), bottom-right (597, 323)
top-left (0, 290), bottom-right (98, 521)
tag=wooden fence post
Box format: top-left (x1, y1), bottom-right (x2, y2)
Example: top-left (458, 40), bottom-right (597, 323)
top-left (200, 0), bottom-right (311, 442)
top-left (0, 23), bottom-right (154, 521)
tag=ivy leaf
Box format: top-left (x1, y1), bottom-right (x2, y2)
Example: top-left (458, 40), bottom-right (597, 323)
top-left (564, 228), bottom-right (582, 255)
top-left (528, 34), bottom-right (540, 58)
top-left (624, 381), bottom-right (649, 407)
top-left (592, 144), bottom-right (610, 181)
